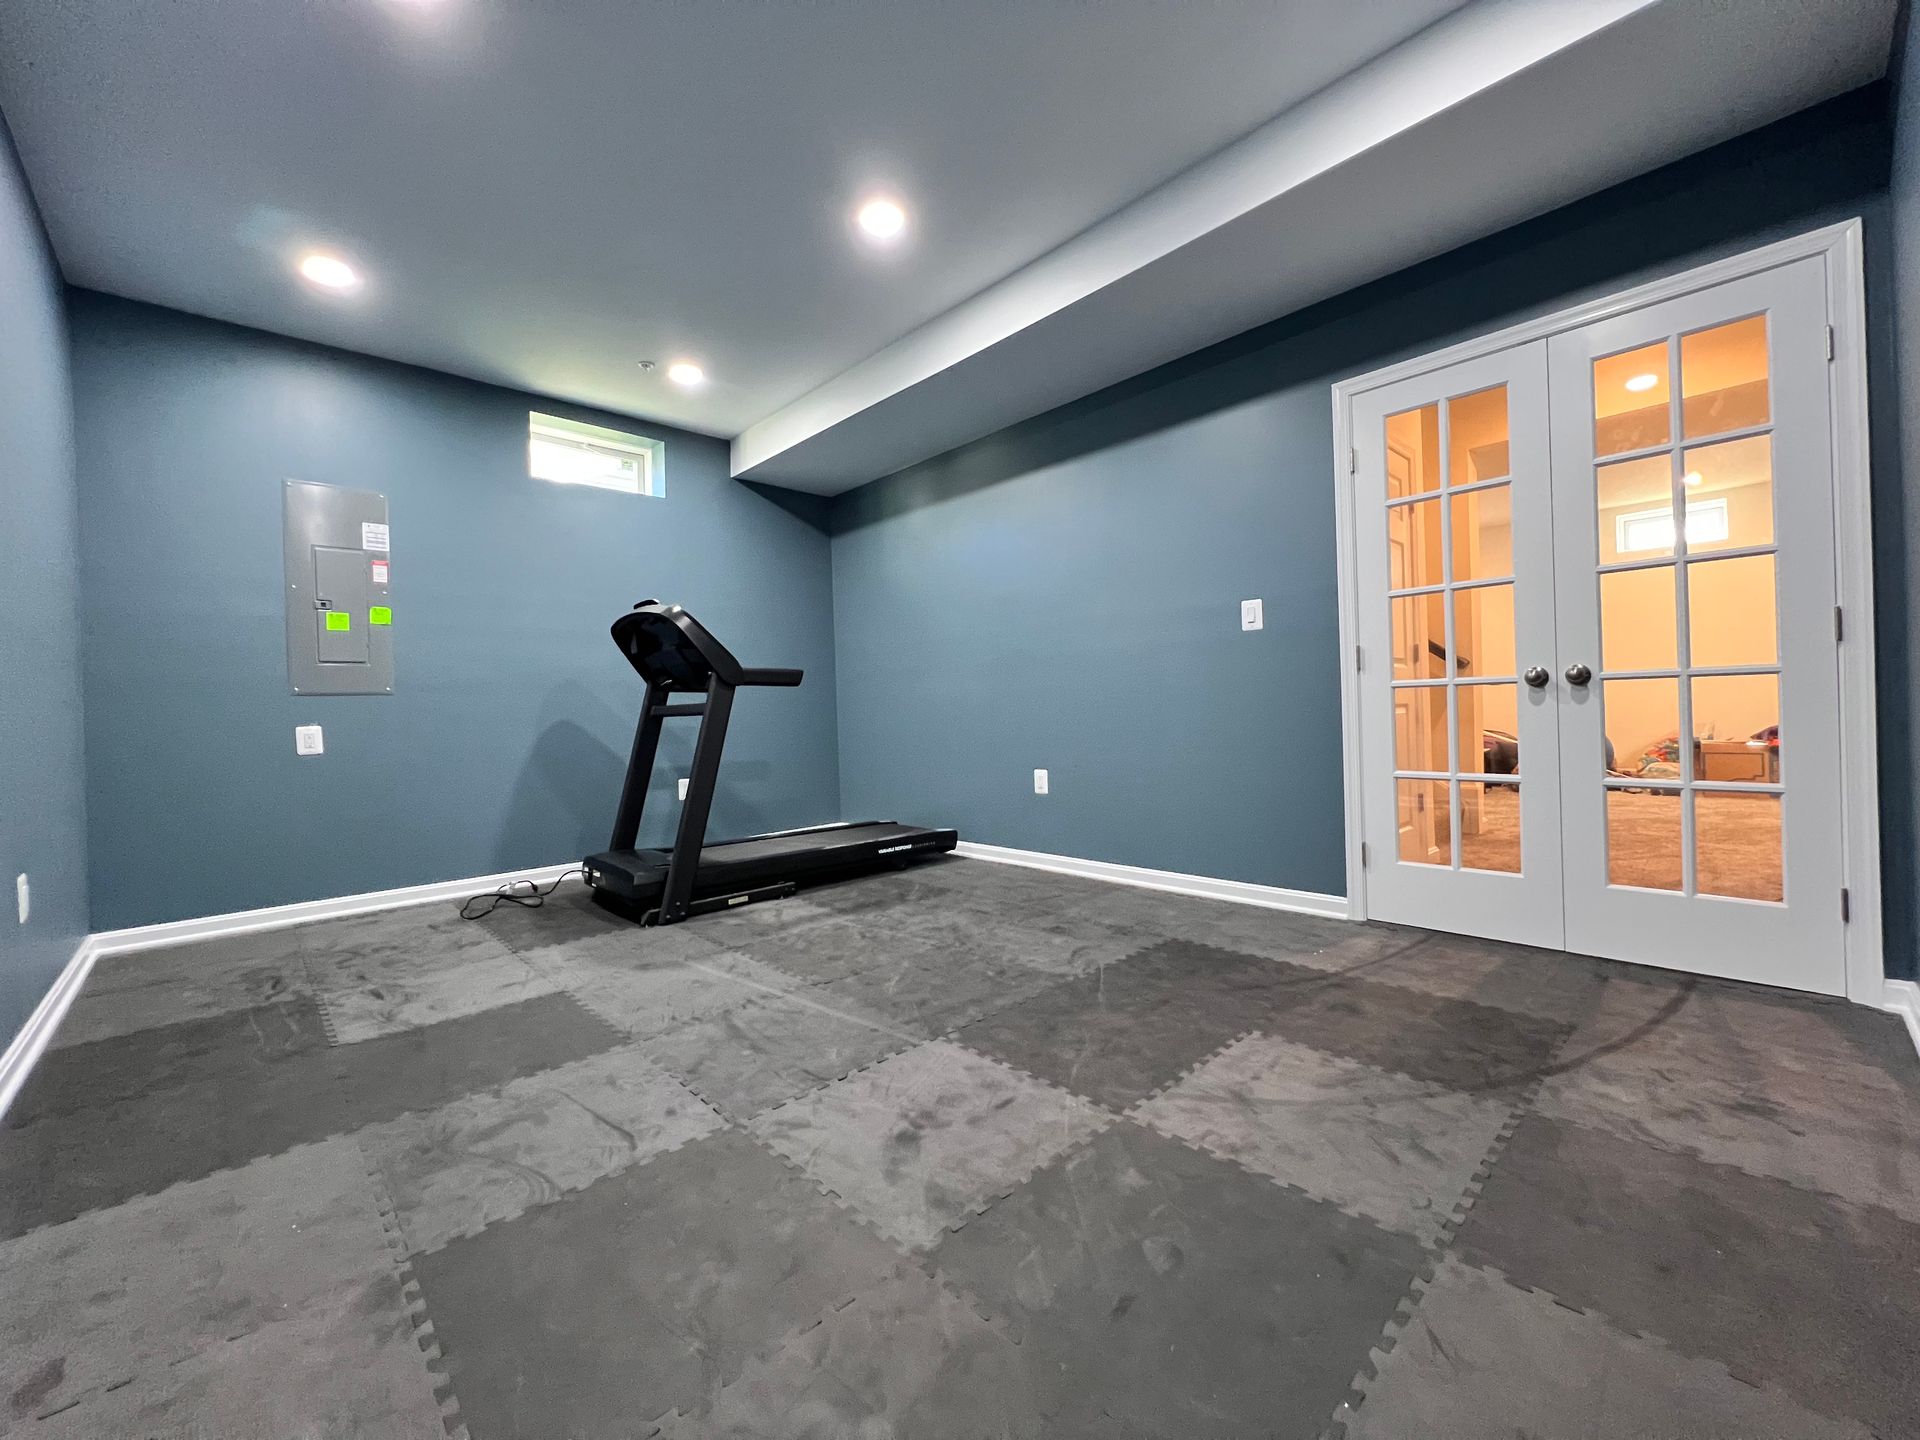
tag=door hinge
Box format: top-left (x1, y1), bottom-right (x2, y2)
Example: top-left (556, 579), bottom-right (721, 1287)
top-left (1825, 324), bottom-right (1835, 361)
top-left (1361, 842), bottom-right (1370, 867)
top-left (1355, 644), bottom-right (1364, 672)
top-left (1349, 447), bottom-right (1357, 475)
top-left (1841, 887), bottom-right (1851, 923)
top-left (1835, 605), bottom-right (1844, 643)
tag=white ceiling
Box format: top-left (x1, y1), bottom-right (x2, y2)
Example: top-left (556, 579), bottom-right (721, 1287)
top-left (0, 0), bottom-right (1466, 434)
top-left (735, 0), bottom-right (1898, 490)
top-left (0, 0), bottom-right (1897, 495)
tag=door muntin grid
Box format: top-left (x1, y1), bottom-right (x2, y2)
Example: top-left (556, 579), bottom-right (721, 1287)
top-left (1383, 385), bottom-right (1520, 875)
top-left (1588, 313), bottom-right (1784, 902)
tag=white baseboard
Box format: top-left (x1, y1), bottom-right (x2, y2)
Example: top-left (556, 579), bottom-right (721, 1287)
top-left (952, 841), bottom-right (1352, 920)
top-left (0, 935), bottom-right (101, 1123)
top-left (87, 861), bottom-right (582, 959)
top-left (1884, 980), bottom-right (1920, 1060)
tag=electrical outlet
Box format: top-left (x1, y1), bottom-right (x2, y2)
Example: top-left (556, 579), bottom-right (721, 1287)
top-left (295, 724), bottom-right (325, 756)
top-left (677, 777), bottom-right (690, 801)
top-left (15, 874), bottom-right (27, 925)
top-left (1241, 598), bottom-right (1264, 631)
top-left (1033, 768), bottom-right (1049, 795)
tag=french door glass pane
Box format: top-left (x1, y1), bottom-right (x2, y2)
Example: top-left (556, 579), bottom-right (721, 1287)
top-left (1599, 566), bottom-right (1677, 672)
top-left (1682, 435), bottom-right (1773, 554)
top-left (1688, 555), bottom-right (1778, 667)
top-left (1681, 315), bottom-right (1769, 440)
top-left (1453, 584), bottom-right (1515, 679)
top-left (1459, 781), bottom-right (1520, 873)
top-left (1451, 486), bottom-right (1512, 580)
top-left (1385, 404), bottom-right (1441, 497)
top-left (1394, 685), bottom-right (1449, 773)
top-left (1692, 673), bottom-right (1781, 781)
top-left (1606, 788), bottom-right (1683, 891)
top-left (1460, 684), bottom-right (1520, 774)
top-left (1594, 341), bottom-right (1672, 456)
top-left (1448, 386), bottom-right (1510, 485)
top-left (1604, 678), bottom-right (1681, 778)
top-left (1597, 454), bottom-right (1676, 562)
top-left (1391, 592), bottom-right (1446, 679)
top-left (1397, 779), bottom-right (1452, 865)
top-left (1388, 498), bottom-right (1444, 589)
top-left (1695, 792), bottom-right (1783, 901)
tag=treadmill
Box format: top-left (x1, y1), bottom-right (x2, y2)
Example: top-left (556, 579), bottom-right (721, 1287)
top-left (583, 600), bottom-right (957, 924)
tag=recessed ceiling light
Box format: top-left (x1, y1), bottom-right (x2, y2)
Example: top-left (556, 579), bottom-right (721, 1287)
top-left (1683, 470), bottom-right (1703, 486)
top-left (855, 196), bottom-right (908, 242)
top-left (666, 361), bottom-right (706, 388)
top-left (1624, 372), bottom-right (1659, 393)
top-left (298, 252), bottom-right (361, 292)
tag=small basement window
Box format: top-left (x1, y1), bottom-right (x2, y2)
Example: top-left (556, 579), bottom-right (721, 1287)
top-left (528, 413), bottom-right (665, 496)
top-left (1616, 496), bottom-right (1728, 555)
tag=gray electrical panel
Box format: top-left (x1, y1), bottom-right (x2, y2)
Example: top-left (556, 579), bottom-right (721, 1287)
top-left (284, 479), bottom-right (394, 695)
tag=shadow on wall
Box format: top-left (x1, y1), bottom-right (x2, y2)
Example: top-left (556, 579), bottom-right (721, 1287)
top-left (496, 683), bottom-right (632, 867)
top-left (497, 683), bottom-right (777, 865)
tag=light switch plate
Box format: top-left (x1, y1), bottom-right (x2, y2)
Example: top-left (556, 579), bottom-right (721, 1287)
top-left (15, 874), bottom-right (27, 925)
top-left (1241, 598), bottom-right (1264, 631)
top-left (678, 778), bottom-right (690, 801)
top-left (1033, 768), bottom-right (1049, 795)
top-left (295, 724), bottom-right (325, 756)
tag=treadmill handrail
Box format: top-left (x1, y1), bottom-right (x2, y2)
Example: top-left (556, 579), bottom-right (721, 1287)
top-left (739, 667), bottom-right (803, 687)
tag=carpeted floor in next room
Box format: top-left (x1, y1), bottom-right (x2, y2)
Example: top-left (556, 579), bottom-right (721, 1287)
top-left (2, 857), bottom-right (1918, 1439)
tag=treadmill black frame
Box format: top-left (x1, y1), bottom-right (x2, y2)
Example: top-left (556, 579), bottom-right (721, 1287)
top-left (586, 601), bottom-right (954, 924)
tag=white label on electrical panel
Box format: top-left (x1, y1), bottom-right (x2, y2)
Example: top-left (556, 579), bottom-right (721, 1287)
top-left (371, 560), bottom-right (389, 584)
top-left (361, 522), bottom-right (390, 553)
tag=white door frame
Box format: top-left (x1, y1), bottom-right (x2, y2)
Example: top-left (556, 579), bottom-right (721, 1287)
top-left (1329, 219), bottom-right (1883, 1004)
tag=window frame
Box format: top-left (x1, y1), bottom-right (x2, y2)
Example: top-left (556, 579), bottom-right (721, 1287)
top-left (528, 412), bottom-right (666, 497)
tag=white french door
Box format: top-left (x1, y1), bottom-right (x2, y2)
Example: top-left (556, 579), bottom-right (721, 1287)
top-left (1350, 254), bottom-right (1850, 994)
top-left (1353, 345), bottom-right (1565, 950)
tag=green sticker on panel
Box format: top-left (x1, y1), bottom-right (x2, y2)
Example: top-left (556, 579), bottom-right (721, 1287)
top-left (369, 606), bottom-right (392, 626)
top-left (325, 611), bottom-right (351, 631)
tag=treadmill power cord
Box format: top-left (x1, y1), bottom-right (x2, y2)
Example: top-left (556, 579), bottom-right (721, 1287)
top-left (459, 868), bottom-right (585, 921)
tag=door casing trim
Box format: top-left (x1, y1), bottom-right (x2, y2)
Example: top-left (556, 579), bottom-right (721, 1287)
top-left (1329, 219), bottom-right (1883, 1003)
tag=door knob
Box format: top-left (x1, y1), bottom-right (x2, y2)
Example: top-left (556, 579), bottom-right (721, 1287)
top-left (1565, 662), bottom-right (1593, 687)
top-left (1523, 665), bottom-right (1550, 689)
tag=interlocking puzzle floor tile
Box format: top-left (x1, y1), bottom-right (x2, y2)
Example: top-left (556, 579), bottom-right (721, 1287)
top-left (749, 1039), bottom-right (1108, 1250)
top-left (410, 1127), bottom-right (904, 1437)
top-left (931, 1120), bottom-right (1424, 1439)
top-left (952, 950), bottom-right (1269, 1110)
top-left (1133, 1032), bottom-right (1516, 1243)
top-left (0, 1138), bottom-right (440, 1436)
top-left (641, 988), bottom-right (917, 1118)
top-left (54, 933), bottom-right (313, 1049)
top-left (1454, 1114), bottom-right (1920, 1436)
top-left (0, 991), bottom-right (622, 1237)
top-left (1334, 1254), bottom-right (1876, 1440)
top-left (652, 1265), bottom-right (1042, 1438)
top-left (357, 1044), bottom-right (724, 1254)
top-left (526, 938), bottom-right (798, 1038)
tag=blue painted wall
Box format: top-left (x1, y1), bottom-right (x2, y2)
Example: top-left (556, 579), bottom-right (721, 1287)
top-left (831, 88), bottom-right (1914, 975)
top-left (69, 294), bottom-right (840, 930)
top-left (1889, 16), bottom-right (1920, 983)
top-left (0, 113), bottom-right (89, 1042)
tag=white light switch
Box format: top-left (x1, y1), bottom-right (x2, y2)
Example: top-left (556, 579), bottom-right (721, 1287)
top-left (678, 778), bottom-right (691, 801)
top-left (295, 724), bottom-right (325, 756)
top-left (15, 875), bottom-right (27, 925)
top-left (1033, 768), bottom-right (1049, 795)
top-left (1241, 598), bottom-right (1264, 631)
